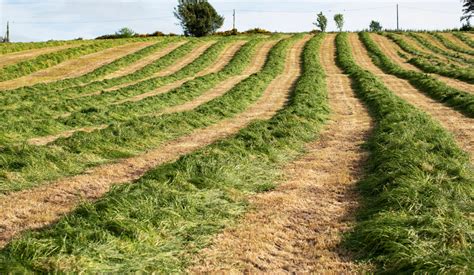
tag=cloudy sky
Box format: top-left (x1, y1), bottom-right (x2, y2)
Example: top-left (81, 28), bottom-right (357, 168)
top-left (0, 0), bottom-right (465, 42)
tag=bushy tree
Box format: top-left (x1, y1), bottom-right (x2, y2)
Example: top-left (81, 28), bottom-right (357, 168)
top-left (462, 0), bottom-right (474, 24)
top-left (314, 12), bottom-right (328, 32)
top-left (174, 0), bottom-right (224, 37)
top-left (369, 20), bottom-right (383, 32)
top-left (115, 27), bottom-right (135, 38)
top-left (334, 14), bottom-right (344, 32)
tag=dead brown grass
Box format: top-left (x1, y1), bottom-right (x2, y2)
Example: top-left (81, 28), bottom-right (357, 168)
top-left (0, 36), bottom-right (308, 248)
top-left (0, 42), bottom-right (154, 90)
top-left (349, 33), bottom-right (474, 159)
top-left (189, 34), bottom-right (373, 274)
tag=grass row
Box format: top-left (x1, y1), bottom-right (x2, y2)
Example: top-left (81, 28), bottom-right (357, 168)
top-left (431, 33), bottom-right (474, 55)
top-left (0, 35), bottom-right (296, 193)
top-left (0, 39), bottom-right (136, 82)
top-left (0, 38), bottom-right (240, 143)
top-left (407, 33), bottom-right (474, 65)
top-left (0, 33), bottom-right (328, 273)
top-left (0, 39), bottom-right (88, 55)
top-left (452, 32), bottom-right (474, 48)
top-left (361, 32), bottom-right (474, 117)
top-left (0, 39), bottom-right (202, 107)
top-left (386, 33), bottom-right (474, 84)
top-left (337, 32), bottom-right (473, 273)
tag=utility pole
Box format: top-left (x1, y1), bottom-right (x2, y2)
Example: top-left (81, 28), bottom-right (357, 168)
top-left (233, 9), bottom-right (236, 30)
top-left (396, 4), bottom-right (399, 30)
top-left (6, 21), bottom-right (10, 42)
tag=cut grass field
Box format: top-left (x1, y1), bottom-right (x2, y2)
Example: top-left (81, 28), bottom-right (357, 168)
top-left (0, 32), bottom-right (472, 273)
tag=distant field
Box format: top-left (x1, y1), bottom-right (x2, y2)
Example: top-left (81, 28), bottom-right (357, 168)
top-left (0, 32), bottom-right (472, 273)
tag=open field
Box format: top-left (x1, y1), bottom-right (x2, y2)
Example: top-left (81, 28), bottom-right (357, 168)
top-left (0, 32), bottom-right (472, 273)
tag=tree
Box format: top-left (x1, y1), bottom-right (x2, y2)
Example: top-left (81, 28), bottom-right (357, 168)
top-left (115, 27), bottom-right (135, 38)
top-left (174, 0), bottom-right (224, 37)
top-left (461, 0), bottom-right (474, 24)
top-left (369, 20), bottom-right (383, 32)
top-left (334, 14), bottom-right (344, 32)
top-left (314, 12), bottom-right (328, 32)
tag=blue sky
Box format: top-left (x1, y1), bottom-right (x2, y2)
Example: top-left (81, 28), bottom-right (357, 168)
top-left (0, 0), bottom-right (465, 42)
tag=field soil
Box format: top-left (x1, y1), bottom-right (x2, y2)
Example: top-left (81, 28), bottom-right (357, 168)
top-left (349, 33), bottom-right (474, 158)
top-left (189, 34), bottom-right (373, 273)
top-left (0, 36), bottom-right (308, 248)
top-left (370, 33), bottom-right (474, 94)
top-left (0, 42), bottom-right (154, 90)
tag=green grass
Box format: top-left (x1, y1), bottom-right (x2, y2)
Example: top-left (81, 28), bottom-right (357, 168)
top-left (431, 32), bottom-right (474, 55)
top-left (0, 39), bottom-right (138, 82)
top-left (0, 33), bottom-right (329, 273)
top-left (0, 39), bottom-right (88, 55)
top-left (452, 32), bottom-right (474, 48)
top-left (0, 37), bottom-right (247, 143)
top-left (386, 33), bottom-right (474, 84)
top-left (361, 32), bottom-right (474, 118)
top-left (337, 32), bottom-right (473, 273)
top-left (407, 32), bottom-right (474, 65)
top-left (0, 35), bottom-right (296, 193)
top-left (0, 39), bottom-right (202, 107)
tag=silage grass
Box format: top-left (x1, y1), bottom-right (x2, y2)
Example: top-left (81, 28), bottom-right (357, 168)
top-left (0, 33), bottom-right (329, 273)
top-left (0, 37), bottom-right (238, 142)
top-left (432, 32), bottom-right (474, 55)
top-left (0, 38), bottom-right (138, 82)
top-left (453, 32), bottom-right (474, 48)
top-left (386, 33), bottom-right (474, 84)
top-left (0, 35), bottom-right (295, 193)
top-left (0, 39), bottom-right (89, 55)
top-left (337, 32), bottom-right (473, 273)
top-left (360, 32), bottom-right (474, 117)
top-left (408, 32), bottom-right (474, 65)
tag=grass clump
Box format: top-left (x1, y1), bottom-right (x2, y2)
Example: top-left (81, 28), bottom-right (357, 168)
top-left (336, 32), bottom-right (473, 273)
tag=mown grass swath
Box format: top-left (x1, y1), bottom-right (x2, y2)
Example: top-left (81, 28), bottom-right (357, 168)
top-left (385, 33), bottom-right (474, 84)
top-left (0, 35), bottom-right (296, 193)
top-left (431, 32), bottom-right (474, 55)
top-left (0, 33), bottom-right (329, 273)
top-left (336, 32), bottom-right (473, 273)
top-left (407, 32), bottom-right (474, 65)
top-left (0, 39), bottom-right (202, 107)
top-left (0, 39), bottom-right (140, 82)
top-left (0, 39), bottom-right (87, 55)
top-left (0, 37), bottom-right (240, 142)
top-left (360, 32), bottom-right (474, 117)
top-left (452, 32), bottom-right (474, 48)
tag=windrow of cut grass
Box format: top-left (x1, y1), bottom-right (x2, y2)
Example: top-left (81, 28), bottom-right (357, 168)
top-left (386, 33), bottom-right (474, 84)
top-left (0, 33), bottom-right (329, 273)
top-left (0, 35), bottom-right (296, 194)
top-left (432, 33), bottom-right (474, 55)
top-left (0, 39), bottom-right (88, 55)
top-left (0, 39), bottom-right (202, 108)
top-left (407, 33), bottom-right (474, 65)
top-left (0, 38), bottom-right (241, 143)
top-left (360, 32), bottom-right (474, 117)
top-left (0, 39), bottom-right (139, 83)
top-left (336, 32), bottom-right (473, 273)
top-left (453, 32), bottom-right (474, 48)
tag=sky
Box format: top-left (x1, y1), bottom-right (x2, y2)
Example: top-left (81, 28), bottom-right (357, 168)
top-left (0, 0), bottom-right (466, 42)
